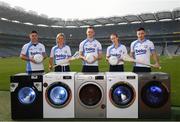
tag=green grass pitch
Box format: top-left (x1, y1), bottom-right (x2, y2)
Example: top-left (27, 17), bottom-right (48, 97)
top-left (0, 55), bottom-right (180, 107)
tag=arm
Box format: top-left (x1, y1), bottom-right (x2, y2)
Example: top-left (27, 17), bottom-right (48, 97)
top-left (48, 57), bottom-right (53, 70)
top-left (79, 42), bottom-right (87, 61)
top-left (151, 51), bottom-right (160, 68)
top-left (150, 41), bottom-right (160, 68)
top-left (130, 43), bottom-right (134, 58)
top-left (20, 54), bottom-right (36, 63)
top-left (94, 43), bottom-right (102, 61)
top-left (97, 51), bottom-right (102, 60)
top-left (42, 52), bottom-right (47, 60)
top-left (129, 52), bottom-right (134, 58)
top-left (79, 51), bottom-right (86, 61)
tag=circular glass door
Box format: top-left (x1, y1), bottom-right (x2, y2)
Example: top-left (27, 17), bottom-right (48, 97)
top-left (18, 87), bottom-right (36, 105)
top-left (78, 82), bottom-right (103, 108)
top-left (46, 82), bottom-right (71, 108)
top-left (141, 81), bottom-right (169, 108)
top-left (110, 82), bottom-right (135, 108)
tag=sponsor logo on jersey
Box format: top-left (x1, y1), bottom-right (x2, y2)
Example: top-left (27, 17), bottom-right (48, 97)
top-left (85, 47), bottom-right (95, 53)
top-left (135, 49), bottom-right (147, 55)
top-left (55, 54), bottom-right (67, 60)
top-left (30, 51), bottom-right (41, 55)
top-left (111, 53), bottom-right (121, 57)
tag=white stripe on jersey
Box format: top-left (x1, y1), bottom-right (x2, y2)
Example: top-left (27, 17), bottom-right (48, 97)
top-left (79, 39), bottom-right (102, 66)
top-left (106, 43), bottom-right (127, 65)
top-left (20, 42), bottom-right (46, 72)
top-left (50, 44), bottom-right (71, 66)
top-left (130, 39), bottom-right (155, 67)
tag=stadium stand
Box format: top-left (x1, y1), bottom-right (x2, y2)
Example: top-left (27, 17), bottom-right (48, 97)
top-left (0, 2), bottom-right (179, 57)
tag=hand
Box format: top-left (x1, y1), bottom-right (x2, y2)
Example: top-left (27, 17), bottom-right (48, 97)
top-left (29, 57), bottom-right (36, 64)
top-left (154, 62), bottom-right (161, 68)
top-left (48, 65), bottom-right (53, 71)
top-left (117, 58), bottom-right (123, 64)
top-left (67, 58), bottom-right (71, 62)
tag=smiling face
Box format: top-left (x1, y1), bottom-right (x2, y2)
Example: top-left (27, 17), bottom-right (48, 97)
top-left (86, 28), bottom-right (95, 39)
top-left (137, 30), bottom-right (145, 41)
top-left (110, 34), bottom-right (119, 44)
top-left (56, 34), bottom-right (64, 46)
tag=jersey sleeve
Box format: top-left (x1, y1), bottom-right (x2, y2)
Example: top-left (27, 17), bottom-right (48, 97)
top-left (67, 46), bottom-right (72, 57)
top-left (97, 42), bottom-right (102, 53)
top-left (149, 41), bottom-right (155, 52)
top-left (50, 47), bottom-right (54, 58)
top-left (130, 42), bottom-right (135, 53)
top-left (20, 44), bottom-right (28, 56)
top-left (106, 46), bottom-right (110, 57)
top-left (79, 41), bottom-right (84, 52)
top-left (123, 45), bottom-right (128, 55)
top-left (42, 44), bottom-right (46, 53)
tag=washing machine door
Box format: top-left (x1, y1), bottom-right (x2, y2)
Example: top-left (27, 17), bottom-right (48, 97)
top-left (46, 82), bottom-right (71, 108)
top-left (141, 81), bottom-right (169, 108)
top-left (110, 82), bottom-right (135, 108)
top-left (78, 82), bottom-right (103, 108)
top-left (18, 87), bottom-right (36, 105)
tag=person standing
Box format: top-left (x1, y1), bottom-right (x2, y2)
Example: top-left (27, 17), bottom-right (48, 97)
top-left (79, 27), bottom-right (102, 72)
top-left (130, 27), bottom-right (160, 72)
top-left (20, 30), bottom-right (46, 74)
top-left (49, 33), bottom-right (71, 72)
top-left (106, 33), bottom-right (127, 72)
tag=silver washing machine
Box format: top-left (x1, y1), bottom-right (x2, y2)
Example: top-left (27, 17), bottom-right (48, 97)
top-left (75, 73), bottom-right (106, 118)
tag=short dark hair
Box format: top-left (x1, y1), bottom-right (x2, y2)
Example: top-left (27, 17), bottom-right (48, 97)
top-left (111, 33), bottom-right (119, 38)
top-left (31, 30), bottom-right (38, 34)
top-left (137, 27), bottom-right (145, 31)
top-left (87, 26), bottom-right (94, 30)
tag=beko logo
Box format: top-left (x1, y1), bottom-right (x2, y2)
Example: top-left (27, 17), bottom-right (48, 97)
top-left (85, 48), bottom-right (95, 52)
top-left (135, 49), bottom-right (147, 55)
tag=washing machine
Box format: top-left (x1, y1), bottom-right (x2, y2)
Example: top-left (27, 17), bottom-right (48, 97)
top-left (75, 73), bottom-right (106, 118)
top-left (10, 73), bottom-right (43, 120)
top-left (138, 72), bottom-right (170, 119)
top-left (43, 72), bottom-right (76, 118)
top-left (106, 72), bottom-right (138, 118)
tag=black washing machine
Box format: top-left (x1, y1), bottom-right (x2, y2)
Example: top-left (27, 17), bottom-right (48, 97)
top-left (10, 73), bottom-right (43, 120)
top-left (138, 72), bottom-right (171, 119)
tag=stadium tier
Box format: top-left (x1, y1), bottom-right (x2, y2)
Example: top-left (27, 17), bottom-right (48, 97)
top-left (0, 4), bottom-right (180, 57)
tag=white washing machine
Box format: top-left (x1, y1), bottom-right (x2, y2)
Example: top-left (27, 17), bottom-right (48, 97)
top-left (75, 73), bottom-right (106, 118)
top-left (106, 72), bottom-right (138, 118)
top-left (43, 72), bottom-right (76, 118)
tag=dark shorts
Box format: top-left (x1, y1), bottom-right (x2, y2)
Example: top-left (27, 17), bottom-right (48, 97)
top-left (55, 65), bottom-right (70, 72)
top-left (27, 70), bottom-right (44, 74)
top-left (82, 65), bottom-right (99, 72)
top-left (109, 65), bottom-right (124, 72)
top-left (133, 66), bottom-right (151, 73)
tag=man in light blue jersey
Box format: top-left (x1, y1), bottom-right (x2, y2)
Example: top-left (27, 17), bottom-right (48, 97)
top-left (79, 26), bottom-right (102, 72)
top-left (20, 31), bottom-right (47, 74)
top-left (130, 27), bottom-right (160, 72)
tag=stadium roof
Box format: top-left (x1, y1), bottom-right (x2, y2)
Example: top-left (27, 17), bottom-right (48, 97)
top-left (0, 2), bottom-right (180, 28)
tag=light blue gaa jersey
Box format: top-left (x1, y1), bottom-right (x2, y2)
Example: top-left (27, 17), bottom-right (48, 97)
top-left (130, 39), bottom-right (155, 67)
top-left (106, 43), bottom-right (127, 65)
top-left (20, 42), bottom-right (46, 72)
top-left (79, 39), bottom-right (102, 66)
top-left (50, 45), bottom-right (71, 66)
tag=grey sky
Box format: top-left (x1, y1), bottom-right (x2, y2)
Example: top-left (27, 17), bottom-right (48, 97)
top-left (0, 0), bottom-right (180, 20)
